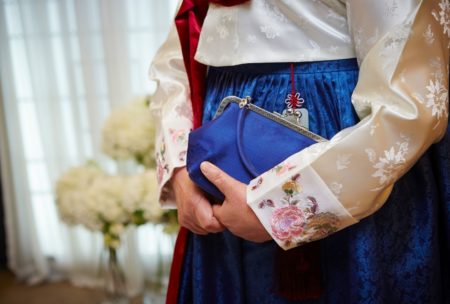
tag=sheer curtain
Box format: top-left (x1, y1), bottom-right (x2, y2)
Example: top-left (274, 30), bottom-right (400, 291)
top-left (0, 0), bottom-right (178, 296)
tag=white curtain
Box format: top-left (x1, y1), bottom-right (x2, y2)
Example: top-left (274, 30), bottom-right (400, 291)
top-left (0, 0), bottom-right (178, 296)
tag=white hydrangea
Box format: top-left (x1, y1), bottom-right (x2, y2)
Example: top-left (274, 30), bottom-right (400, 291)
top-left (55, 96), bottom-right (176, 248)
top-left (101, 96), bottom-right (155, 167)
top-left (86, 175), bottom-right (129, 224)
top-left (142, 171), bottom-right (165, 222)
top-left (55, 164), bottom-right (166, 241)
top-left (55, 163), bottom-right (105, 196)
top-left (122, 170), bottom-right (163, 222)
top-left (55, 164), bottom-right (106, 231)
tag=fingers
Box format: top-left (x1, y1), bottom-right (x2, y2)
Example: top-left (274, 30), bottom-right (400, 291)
top-left (176, 207), bottom-right (208, 235)
top-left (188, 225), bottom-right (208, 235)
top-left (212, 204), bottom-right (223, 221)
top-left (193, 199), bottom-right (225, 233)
top-left (200, 162), bottom-right (239, 198)
top-left (179, 199), bottom-right (224, 234)
top-left (171, 165), bottom-right (226, 235)
top-left (212, 204), bottom-right (231, 235)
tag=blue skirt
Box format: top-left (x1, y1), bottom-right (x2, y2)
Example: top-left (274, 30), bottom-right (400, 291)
top-left (178, 59), bottom-right (450, 303)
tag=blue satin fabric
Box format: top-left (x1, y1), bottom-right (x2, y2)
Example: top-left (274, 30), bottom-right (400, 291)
top-left (177, 59), bottom-right (450, 303)
top-left (187, 99), bottom-right (318, 201)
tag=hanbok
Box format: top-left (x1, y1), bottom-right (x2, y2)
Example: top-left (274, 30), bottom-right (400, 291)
top-left (149, 1), bottom-right (450, 302)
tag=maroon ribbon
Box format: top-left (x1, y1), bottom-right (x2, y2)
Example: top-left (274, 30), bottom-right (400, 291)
top-left (166, 1), bottom-right (321, 302)
top-left (166, 3), bottom-right (213, 302)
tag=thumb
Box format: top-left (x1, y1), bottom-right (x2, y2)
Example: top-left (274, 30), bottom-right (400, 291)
top-left (200, 161), bottom-right (239, 198)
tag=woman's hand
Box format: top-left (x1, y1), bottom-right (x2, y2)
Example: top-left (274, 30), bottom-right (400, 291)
top-left (171, 167), bottom-right (225, 235)
top-left (200, 161), bottom-right (272, 243)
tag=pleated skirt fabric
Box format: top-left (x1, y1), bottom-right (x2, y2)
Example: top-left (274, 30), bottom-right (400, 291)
top-left (177, 59), bottom-right (450, 304)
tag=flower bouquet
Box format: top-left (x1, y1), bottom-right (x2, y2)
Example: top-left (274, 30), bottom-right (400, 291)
top-left (55, 163), bottom-right (176, 302)
top-left (101, 95), bottom-right (178, 234)
top-left (102, 96), bottom-right (156, 168)
top-left (55, 96), bottom-right (178, 302)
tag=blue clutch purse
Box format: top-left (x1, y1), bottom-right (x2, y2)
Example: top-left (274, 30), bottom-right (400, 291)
top-left (186, 96), bottom-right (326, 202)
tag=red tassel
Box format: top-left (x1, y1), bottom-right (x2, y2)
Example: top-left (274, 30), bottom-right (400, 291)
top-left (274, 242), bottom-right (322, 300)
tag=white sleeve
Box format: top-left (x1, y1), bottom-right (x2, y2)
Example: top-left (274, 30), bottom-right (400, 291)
top-left (149, 23), bottom-right (193, 208)
top-left (246, 0), bottom-right (449, 250)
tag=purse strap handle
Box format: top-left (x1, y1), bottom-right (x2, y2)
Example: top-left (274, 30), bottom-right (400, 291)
top-left (236, 63), bottom-right (304, 178)
top-left (236, 108), bottom-right (260, 178)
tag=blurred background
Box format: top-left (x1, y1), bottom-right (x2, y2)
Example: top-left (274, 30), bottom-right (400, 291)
top-left (0, 0), bottom-right (179, 303)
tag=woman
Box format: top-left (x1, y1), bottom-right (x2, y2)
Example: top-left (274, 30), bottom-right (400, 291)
top-left (150, 0), bottom-right (449, 303)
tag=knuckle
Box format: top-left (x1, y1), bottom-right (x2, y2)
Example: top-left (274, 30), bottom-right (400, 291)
top-left (177, 214), bottom-right (186, 226)
top-left (203, 222), bottom-right (215, 231)
top-left (197, 217), bottom-right (208, 229)
top-left (212, 174), bottom-right (224, 186)
top-left (192, 201), bottom-right (202, 215)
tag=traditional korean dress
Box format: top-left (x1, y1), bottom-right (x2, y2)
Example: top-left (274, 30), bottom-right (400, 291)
top-left (150, 1), bottom-right (450, 303)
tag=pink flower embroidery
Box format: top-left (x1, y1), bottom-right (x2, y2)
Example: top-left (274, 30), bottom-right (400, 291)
top-left (251, 177), bottom-right (263, 191)
top-left (271, 205), bottom-right (305, 241)
top-left (273, 162), bottom-right (297, 176)
top-left (169, 129), bottom-right (187, 144)
top-left (258, 199), bottom-right (275, 209)
top-left (179, 150), bottom-right (187, 162)
top-left (156, 163), bottom-right (164, 184)
top-left (156, 154), bottom-right (169, 185)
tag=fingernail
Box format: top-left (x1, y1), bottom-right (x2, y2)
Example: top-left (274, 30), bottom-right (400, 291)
top-left (200, 161), bottom-right (213, 176)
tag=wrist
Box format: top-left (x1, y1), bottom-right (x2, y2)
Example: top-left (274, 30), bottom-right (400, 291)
top-left (171, 166), bottom-right (186, 186)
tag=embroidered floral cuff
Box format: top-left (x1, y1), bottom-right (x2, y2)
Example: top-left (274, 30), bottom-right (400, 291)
top-left (247, 162), bottom-right (358, 250)
top-left (155, 127), bottom-right (191, 207)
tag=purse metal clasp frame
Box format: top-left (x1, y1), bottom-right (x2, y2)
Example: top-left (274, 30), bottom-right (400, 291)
top-left (276, 108), bottom-right (309, 129)
top-left (214, 95), bottom-right (325, 142)
top-left (239, 96), bottom-right (252, 108)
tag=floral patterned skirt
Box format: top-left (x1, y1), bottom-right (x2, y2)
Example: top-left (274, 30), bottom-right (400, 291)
top-left (177, 59), bottom-right (450, 304)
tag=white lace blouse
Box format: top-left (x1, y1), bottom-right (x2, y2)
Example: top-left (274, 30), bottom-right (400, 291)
top-left (149, 0), bottom-right (449, 250)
